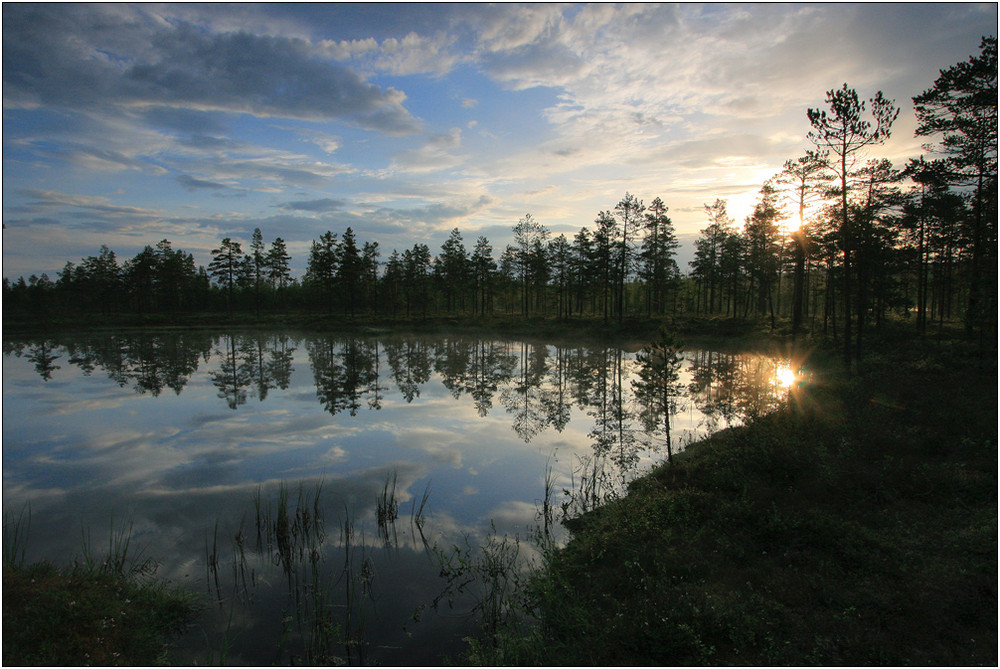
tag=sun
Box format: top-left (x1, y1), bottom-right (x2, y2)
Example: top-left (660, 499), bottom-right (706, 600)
top-left (774, 364), bottom-right (797, 389)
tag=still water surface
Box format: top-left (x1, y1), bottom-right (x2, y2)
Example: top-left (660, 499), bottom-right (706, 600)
top-left (3, 330), bottom-right (804, 664)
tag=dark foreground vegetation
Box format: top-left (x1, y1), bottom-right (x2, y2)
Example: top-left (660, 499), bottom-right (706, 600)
top-left (481, 328), bottom-right (996, 666)
top-left (2, 521), bottom-right (199, 666)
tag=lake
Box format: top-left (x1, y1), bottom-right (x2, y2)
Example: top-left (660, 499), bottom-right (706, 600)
top-left (2, 329), bottom-right (806, 664)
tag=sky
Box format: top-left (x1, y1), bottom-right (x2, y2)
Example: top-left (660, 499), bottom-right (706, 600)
top-left (2, 2), bottom-right (996, 281)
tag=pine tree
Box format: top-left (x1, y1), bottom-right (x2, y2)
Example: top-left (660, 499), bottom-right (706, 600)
top-left (807, 83), bottom-right (899, 363)
top-left (338, 227), bottom-right (363, 316)
top-left (305, 231), bottom-right (339, 313)
top-left (208, 237), bottom-right (246, 313)
top-left (639, 196), bottom-right (679, 316)
top-left (913, 36), bottom-right (997, 342)
top-left (613, 192), bottom-right (645, 323)
top-left (266, 237), bottom-right (291, 291)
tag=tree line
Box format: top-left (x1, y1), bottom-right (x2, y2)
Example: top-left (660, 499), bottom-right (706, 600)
top-left (2, 194), bottom-right (683, 325)
top-left (4, 38), bottom-right (995, 358)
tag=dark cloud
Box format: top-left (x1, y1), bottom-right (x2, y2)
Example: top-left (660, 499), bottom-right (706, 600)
top-left (18, 189), bottom-right (160, 218)
top-left (141, 108), bottom-right (230, 134)
top-left (176, 134), bottom-right (248, 152)
top-left (279, 198), bottom-right (347, 213)
top-left (3, 5), bottom-right (420, 134)
top-left (187, 158), bottom-right (352, 189)
top-left (177, 175), bottom-right (230, 191)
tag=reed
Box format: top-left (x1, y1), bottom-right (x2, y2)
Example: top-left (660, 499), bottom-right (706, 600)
top-left (375, 470), bottom-right (399, 547)
top-left (2, 502), bottom-right (31, 568)
top-left (80, 514), bottom-right (158, 579)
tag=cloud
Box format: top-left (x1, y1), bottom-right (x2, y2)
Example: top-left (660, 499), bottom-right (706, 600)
top-left (371, 32), bottom-right (462, 76)
top-left (371, 194), bottom-right (498, 234)
top-left (279, 198), bottom-right (347, 213)
top-left (322, 31), bottom-right (463, 76)
top-left (3, 4), bottom-right (421, 134)
top-left (18, 189), bottom-right (162, 219)
top-left (141, 107), bottom-right (230, 134)
top-left (177, 174), bottom-right (230, 191)
top-left (186, 155), bottom-right (355, 190)
top-left (292, 128), bottom-right (343, 153)
top-left (387, 128), bottom-right (464, 173)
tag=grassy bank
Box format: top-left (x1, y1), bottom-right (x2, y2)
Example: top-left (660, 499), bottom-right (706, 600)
top-left (486, 334), bottom-right (997, 665)
top-left (2, 520), bottom-right (199, 666)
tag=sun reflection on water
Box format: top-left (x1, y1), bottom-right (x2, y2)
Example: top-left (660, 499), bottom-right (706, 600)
top-left (774, 363), bottom-right (798, 389)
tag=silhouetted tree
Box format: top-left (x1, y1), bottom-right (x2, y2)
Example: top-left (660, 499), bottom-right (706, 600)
top-left (511, 214), bottom-right (549, 316)
top-left (208, 237), bottom-right (246, 314)
top-left (778, 155), bottom-right (833, 334)
top-left (305, 231), bottom-right (338, 313)
top-left (437, 228), bottom-right (469, 313)
top-left (338, 227), bottom-right (363, 316)
top-left (807, 83), bottom-right (899, 363)
top-left (471, 236), bottom-right (496, 316)
top-left (613, 192), bottom-right (645, 323)
top-left (913, 36), bottom-right (998, 344)
top-left (639, 196), bottom-right (679, 316)
top-left (743, 181), bottom-right (785, 326)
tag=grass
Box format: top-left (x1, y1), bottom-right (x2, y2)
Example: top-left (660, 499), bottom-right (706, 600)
top-left (488, 331), bottom-right (997, 665)
top-left (3, 518), bottom-right (199, 666)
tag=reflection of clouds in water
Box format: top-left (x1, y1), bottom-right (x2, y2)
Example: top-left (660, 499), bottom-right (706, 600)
top-left (5, 332), bottom-right (820, 666)
top-left (483, 499), bottom-right (536, 528)
top-left (4, 332), bottom-right (811, 661)
top-left (4, 373), bottom-right (140, 416)
top-left (320, 445), bottom-right (348, 463)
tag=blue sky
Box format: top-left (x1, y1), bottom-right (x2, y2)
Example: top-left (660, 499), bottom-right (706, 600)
top-left (2, 3), bottom-right (996, 280)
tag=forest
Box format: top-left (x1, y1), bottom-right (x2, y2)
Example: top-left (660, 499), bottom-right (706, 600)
top-left (4, 38), bottom-right (996, 364)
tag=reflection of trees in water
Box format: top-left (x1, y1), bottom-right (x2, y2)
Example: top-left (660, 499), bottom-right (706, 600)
top-left (9, 333), bottom-right (794, 456)
top-left (500, 341), bottom-right (551, 443)
top-left (429, 338), bottom-right (516, 417)
top-left (542, 346), bottom-right (573, 433)
top-left (383, 338), bottom-right (432, 403)
top-left (213, 333), bottom-right (298, 409)
top-left (633, 331), bottom-right (685, 463)
top-left (583, 347), bottom-right (642, 486)
top-left (686, 350), bottom-right (739, 432)
top-left (685, 350), bottom-right (789, 427)
top-left (6, 333), bottom-right (214, 393)
top-left (26, 340), bottom-right (62, 381)
top-left (307, 336), bottom-right (378, 416)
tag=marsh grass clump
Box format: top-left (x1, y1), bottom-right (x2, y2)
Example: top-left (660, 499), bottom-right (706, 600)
top-left (2, 517), bottom-right (198, 666)
top-left (432, 521), bottom-right (537, 662)
top-left (216, 480), bottom-right (346, 665)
